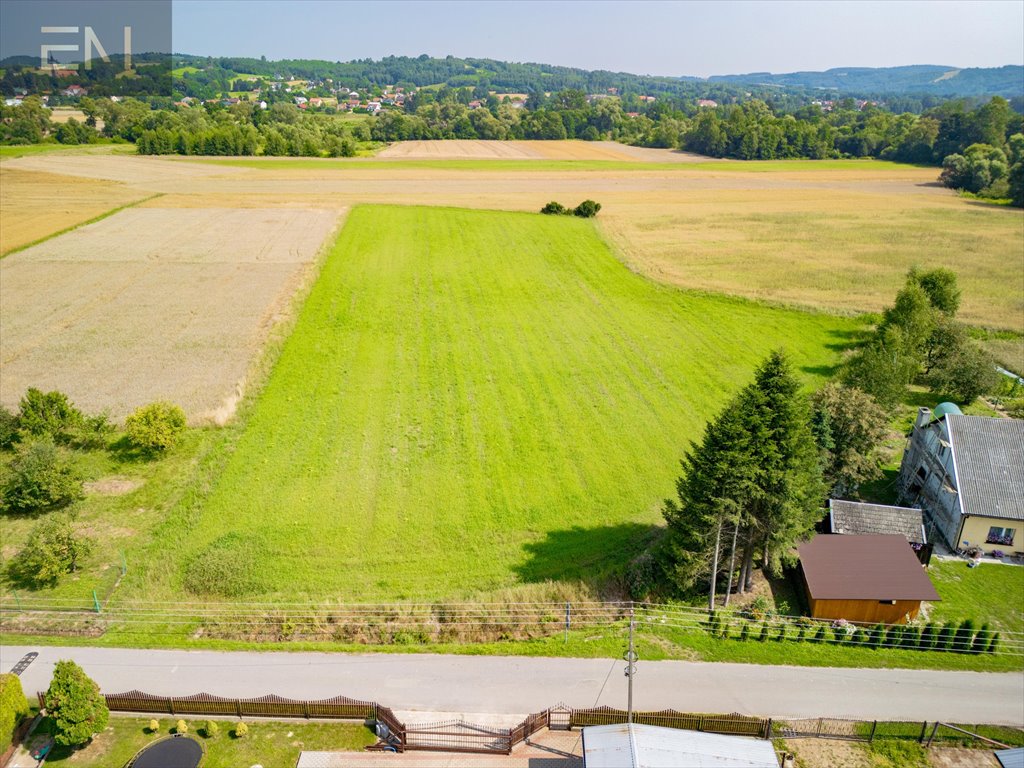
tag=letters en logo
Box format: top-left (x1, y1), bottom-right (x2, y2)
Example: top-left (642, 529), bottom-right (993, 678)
top-left (40, 25), bottom-right (132, 70)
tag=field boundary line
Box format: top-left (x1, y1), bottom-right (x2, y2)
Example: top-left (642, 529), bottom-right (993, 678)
top-left (0, 192), bottom-right (164, 259)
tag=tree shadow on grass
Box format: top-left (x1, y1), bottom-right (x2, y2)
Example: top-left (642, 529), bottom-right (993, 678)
top-left (106, 435), bottom-right (157, 464)
top-left (514, 522), bottom-right (663, 590)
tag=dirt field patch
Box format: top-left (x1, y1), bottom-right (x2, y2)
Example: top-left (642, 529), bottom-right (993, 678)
top-left (0, 206), bottom-right (342, 423)
top-left (785, 738), bottom-right (873, 768)
top-left (84, 477), bottom-right (144, 495)
top-left (0, 167), bottom-right (145, 254)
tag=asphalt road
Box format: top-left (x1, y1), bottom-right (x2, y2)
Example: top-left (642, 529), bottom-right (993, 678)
top-left (3, 645), bottom-right (1022, 725)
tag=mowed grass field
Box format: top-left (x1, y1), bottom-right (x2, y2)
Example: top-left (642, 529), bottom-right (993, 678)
top-left (149, 205), bottom-right (860, 602)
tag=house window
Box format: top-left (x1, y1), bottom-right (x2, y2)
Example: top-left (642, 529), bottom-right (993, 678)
top-left (986, 527), bottom-right (1016, 546)
top-left (916, 467), bottom-right (928, 481)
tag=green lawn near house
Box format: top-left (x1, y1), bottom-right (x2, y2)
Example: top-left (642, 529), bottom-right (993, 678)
top-left (927, 559), bottom-right (1024, 635)
top-left (33, 715), bottom-right (374, 768)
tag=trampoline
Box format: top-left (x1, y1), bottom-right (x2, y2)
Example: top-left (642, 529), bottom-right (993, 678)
top-left (130, 734), bottom-right (204, 768)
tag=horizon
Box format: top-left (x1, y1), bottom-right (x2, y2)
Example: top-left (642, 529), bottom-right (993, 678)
top-left (170, 0), bottom-right (1024, 79)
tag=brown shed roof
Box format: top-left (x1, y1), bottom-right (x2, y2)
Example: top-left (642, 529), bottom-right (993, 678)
top-left (799, 534), bottom-right (941, 602)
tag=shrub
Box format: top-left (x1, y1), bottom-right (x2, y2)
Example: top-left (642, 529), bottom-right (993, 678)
top-left (706, 611), bottom-right (722, 636)
top-left (0, 406), bottom-right (19, 449)
top-left (901, 625), bottom-right (920, 650)
top-left (739, 622), bottom-right (750, 641)
top-left (148, 719), bottom-right (159, 733)
top-left (45, 660), bottom-right (109, 746)
top-left (758, 622), bottom-right (770, 642)
top-left (6, 514), bottom-right (91, 589)
top-left (954, 619), bottom-right (975, 653)
top-left (795, 626), bottom-right (806, 642)
top-left (869, 624), bottom-right (885, 649)
top-left (0, 673), bottom-right (30, 754)
top-left (182, 533), bottom-right (266, 597)
top-left (774, 623), bottom-right (787, 642)
top-left (988, 632), bottom-right (1000, 654)
top-left (884, 625), bottom-right (902, 648)
top-left (852, 628), bottom-right (868, 648)
top-left (203, 720), bottom-right (219, 738)
top-left (176, 719), bottom-right (188, 734)
top-left (812, 625), bottom-right (828, 644)
top-left (234, 721), bottom-right (248, 738)
top-left (741, 595), bottom-right (774, 621)
top-left (124, 401), bottom-right (186, 452)
top-left (920, 622), bottom-right (937, 651)
top-left (18, 388), bottom-right (82, 441)
top-left (0, 437), bottom-right (83, 515)
top-left (573, 199), bottom-right (602, 218)
top-left (540, 201), bottom-right (568, 215)
top-left (936, 622), bottom-right (955, 651)
top-left (971, 623), bottom-right (992, 655)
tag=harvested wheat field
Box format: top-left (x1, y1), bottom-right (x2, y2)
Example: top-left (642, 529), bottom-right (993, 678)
top-left (0, 167), bottom-right (145, 255)
top-left (377, 139), bottom-right (708, 161)
top-left (0, 206), bottom-right (342, 423)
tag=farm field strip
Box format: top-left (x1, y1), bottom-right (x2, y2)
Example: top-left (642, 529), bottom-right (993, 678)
top-left (0, 206), bottom-right (343, 422)
top-left (136, 205), bottom-right (860, 605)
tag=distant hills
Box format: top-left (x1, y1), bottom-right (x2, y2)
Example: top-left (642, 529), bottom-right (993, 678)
top-left (708, 65), bottom-right (1024, 98)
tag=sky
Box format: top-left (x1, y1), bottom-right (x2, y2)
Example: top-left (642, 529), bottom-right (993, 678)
top-left (172, 0), bottom-right (1024, 77)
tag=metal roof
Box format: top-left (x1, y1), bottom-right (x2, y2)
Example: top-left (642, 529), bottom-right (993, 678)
top-left (829, 499), bottom-right (926, 543)
top-left (798, 534), bottom-right (941, 602)
top-left (996, 747), bottom-right (1024, 768)
top-left (582, 724), bottom-right (779, 768)
top-left (945, 415), bottom-right (1024, 522)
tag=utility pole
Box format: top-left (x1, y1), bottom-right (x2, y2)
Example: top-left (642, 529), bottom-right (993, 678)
top-left (623, 606), bottom-right (638, 724)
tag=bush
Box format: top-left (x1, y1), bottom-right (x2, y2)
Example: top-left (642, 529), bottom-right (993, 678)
top-left (1, 437), bottom-right (83, 514)
top-left (988, 632), bottom-right (1000, 654)
top-left (18, 388), bottom-right (82, 441)
top-left (920, 622), bottom-right (937, 651)
top-left (182, 533), bottom-right (266, 597)
top-left (124, 401), bottom-right (186, 452)
top-left (6, 514), bottom-right (92, 589)
top-left (954, 619), bottom-right (975, 653)
top-left (936, 622), bottom-right (955, 651)
top-left (901, 625), bottom-right (920, 649)
top-left (758, 622), bottom-right (770, 642)
top-left (176, 719), bottom-right (188, 734)
top-left (45, 660), bottom-right (109, 746)
top-left (148, 719), bottom-right (159, 733)
top-left (812, 625), bottom-right (828, 644)
top-left (869, 624), bottom-right (884, 649)
top-left (971, 623), bottom-right (992, 655)
top-left (0, 673), bottom-right (30, 754)
top-left (738, 622), bottom-right (750, 641)
top-left (203, 720), bottom-right (219, 738)
top-left (234, 721), bottom-right (248, 738)
top-left (0, 406), bottom-right (19, 449)
top-left (540, 201), bottom-right (568, 215)
top-left (573, 199), bottom-right (602, 218)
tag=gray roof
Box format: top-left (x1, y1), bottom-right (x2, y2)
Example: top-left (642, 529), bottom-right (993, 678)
top-left (829, 500), bottom-right (926, 543)
top-left (946, 415), bottom-right (1024, 522)
top-left (582, 724), bottom-right (779, 768)
top-left (996, 747), bottom-right (1024, 768)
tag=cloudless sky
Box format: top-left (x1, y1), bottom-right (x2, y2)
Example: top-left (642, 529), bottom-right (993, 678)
top-left (172, 0), bottom-right (1024, 77)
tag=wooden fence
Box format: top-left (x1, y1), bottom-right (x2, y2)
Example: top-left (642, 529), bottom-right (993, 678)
top-left (567, 705), bottom-right (771, 738)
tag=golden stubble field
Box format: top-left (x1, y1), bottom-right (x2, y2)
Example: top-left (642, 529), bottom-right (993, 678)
top-left (2, 141), bottom-right (1021, 417)
top-left (0, 205), bottom-right (344, 422)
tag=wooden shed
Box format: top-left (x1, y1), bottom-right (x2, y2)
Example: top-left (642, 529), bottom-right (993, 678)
top-left (798, 534), bottom-right (941, 624)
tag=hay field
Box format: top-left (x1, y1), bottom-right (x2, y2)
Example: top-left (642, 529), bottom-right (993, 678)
top-left (0, 206), bottom-right (342, 422)
top-left (0, 167), bottom-right (145, 254)
top-left (159, 205), bottom-right (859, 602)
top-left (377, 139), bottom-right (709, 162)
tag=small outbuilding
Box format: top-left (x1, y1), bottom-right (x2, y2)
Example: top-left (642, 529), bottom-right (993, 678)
top-left (582, 723), bottom-right (779, 768)
top-left (798, 534), bottom-right (941, 624)
top-left (828, 499), bottom-right (931, 563)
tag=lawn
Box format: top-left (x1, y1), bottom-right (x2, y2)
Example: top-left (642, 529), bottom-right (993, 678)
top-left (34, 715), bottom-right (374, 768)
top-left (927, 560), bottom-right (1024, 635)
top-left (123, 204), bottom-right (858, 606)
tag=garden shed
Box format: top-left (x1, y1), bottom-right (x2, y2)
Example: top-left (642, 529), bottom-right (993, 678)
top-left (797, 534), bottom-right (941, 624)
top-left (582, 723), bottom-right (779, 768)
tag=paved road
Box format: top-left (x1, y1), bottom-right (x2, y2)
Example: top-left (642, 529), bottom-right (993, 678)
top-left (2, 645), bottom-right (1021, 725)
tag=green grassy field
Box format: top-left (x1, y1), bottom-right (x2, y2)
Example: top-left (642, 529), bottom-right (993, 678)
top-left (928, 560), bottom-right (1024, 635)
top-left (126, 205), bottom-right (858, 604)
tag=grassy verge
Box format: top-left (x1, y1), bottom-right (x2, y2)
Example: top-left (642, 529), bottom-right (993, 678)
top-left (0, 141), bottom-right (132, 160)
top-left (31, 715), bottom-right (374, 767)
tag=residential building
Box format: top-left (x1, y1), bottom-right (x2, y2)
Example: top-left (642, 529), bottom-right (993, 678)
top-left (828, 499), bottom-right (931, 563)
top-left (898, 405), bottom-right (1024, 554)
